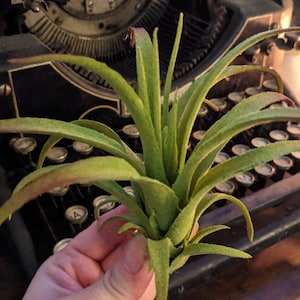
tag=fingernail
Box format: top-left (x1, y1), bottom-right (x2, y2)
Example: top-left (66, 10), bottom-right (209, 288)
top-left (123, 235), bottom-right (149, 274)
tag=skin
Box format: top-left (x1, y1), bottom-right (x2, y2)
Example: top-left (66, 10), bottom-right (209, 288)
top-left (23, 205), bottom-right (156, 300)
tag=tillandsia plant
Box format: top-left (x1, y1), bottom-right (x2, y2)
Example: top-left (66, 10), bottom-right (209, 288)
top-left (1, 13), bottom-right (300, 299)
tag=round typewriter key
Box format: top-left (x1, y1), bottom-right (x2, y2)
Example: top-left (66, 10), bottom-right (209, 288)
top-left (72, 141), bottom-right (93, 155)
top-left (262, 79), bottom-right (279, 92)
top-left (122, 124), bottom-right (141, 152)
top-left (191, 130), bottom-right (206, 147)
top-left (46, 146), bottom-right (68, 163)
top-left (286, 123), bottom-right (300, 139)
top-left (234, 171), bottom-right (255, 197)
top-left (245, 87), bottom-right (261, 96)
top-left (210, 97), bottom-right (228, 112)
top-left (214, 151), bottom-right (230, 164)
top-left (47, 185), bottom-right (69, 196)
top-left (213, 180), bottom-right (235, 206)
top-left (195, 104), bottom-right (209, 129)
top-left (93, 195), bottom-right (115, 218)
top-left (289, 151), bottom-right (300, 174)
top-left (251, 137), bottom-right (270, 148)
top-left (268, 129), bottom-right (289, 142)
top-left (65, 205), bottom-right (88, 225)
top-left (272, 155), bottom-right (294, 181)
top-left (231, 144), bottom-right (250, 156)
top-left (11, 137), bottom-right (37, 154)
top-left (122, 124), bottom-right (140, 138)
top-left (197, 104), bottom-right (208, 118)
top-left (53, 238), bottom-right (72, 254)
top-left (123, 185), bottom-right (135, 196)
top-left (252, 163), bottom-right (276, 190)
top-left (227, 92), bottom-right (245, 104)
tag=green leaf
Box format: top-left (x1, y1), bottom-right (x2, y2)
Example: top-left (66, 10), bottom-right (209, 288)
top-left (0, 156), bottom-right (140, 224)
top-left (195, 193), bottom-right (254, 241)
top-left (163, 99), bottom-right (179, 184)
top-left (9, 54), bottom-right (168, 183)
top-left (147, 238), bottom-right (171, 300)
top-left (190, 224), bottom-right (230, 244)
top-left (134, 177), bottom-right (180, 233)
top-left (37, 119), bottom-right (143, 172)
top-left (176, 27), bottom-right (300, 172)
top-left (93, 180), bottom-right (153, 236)
top-left (194, 140), bottom-right (300, 197)
top-left (169, 224), bottom-right (230, 272)
top-left (181, 242), bottom-right (252, 259)
top-left (0, 117), bottom-right (139, 168)
top-left (174, 93), bottom-right (300, 202)
top-left (162, 12), bottom-right (183, 127)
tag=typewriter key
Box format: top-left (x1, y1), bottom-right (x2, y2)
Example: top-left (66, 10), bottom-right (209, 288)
top-left (214, 151), bottom-right (230, 164)
top-left (286, 123), bottom-right (300, 140)
top-left (210, 97), bottom-right (228, 113)
top-left (251, 137), bottom-right (270, 148)
top-left (252, 163), bottom-right (276, 190)
top-left (268, 129), bottom-right (289, 142)
top-left (194, 104), bottom-right (209, 129)
top-left (53, 238), bottom-right (72, 254)
top-left (46, 146), bottom-right (68, 163)
top-left (234, 171), bottom-right (255, 197)
top-left (65, 205), bottom-right (88, 225)
top-left (245, 87), bottom-right (261, 97)
top-left (72, 141), bottom-right (93, 155)
top-left (47, 185), bottom-right (69, 197)
top-left (123, 185), bottom-right (135, 196)
top-left (231, 144), bottom-right (250, 156)
top-left (213, 180), bottom-right (235, 206)
top-left (272, 155), bottom-right (294, 181)
top-left (11, 137), bottom-right (37, 154)
top-left (191, 130), bottom-right (206, 147)
top-left (122, 124), bottom-right (141, 152)
top-left (289, 151), bottom-right (300, 174)
top-left (227, 92), bottom-right (245, 105)
top-left (93, 195), bottom-right (115, 218)
top-left (262, 79), bottom-right (279, 92)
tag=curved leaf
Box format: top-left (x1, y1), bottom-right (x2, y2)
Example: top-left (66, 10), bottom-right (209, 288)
top-left (37, 118), bottom-right (144, 173)
top-left (181, 242), bottom-right (252, 259)
top-left (0, 156), bottom-right (140, 224)
top-left (194, 140), bottom-right (300, 197)
top-left (195, 193), bottom-right (254, 241)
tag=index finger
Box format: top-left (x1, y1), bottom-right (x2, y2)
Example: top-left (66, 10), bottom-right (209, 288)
top-left (68, 205), bottom-right (130, 261)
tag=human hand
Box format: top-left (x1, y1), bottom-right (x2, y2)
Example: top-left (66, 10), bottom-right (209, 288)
top-left (23, 205), bottom-right (155, 300)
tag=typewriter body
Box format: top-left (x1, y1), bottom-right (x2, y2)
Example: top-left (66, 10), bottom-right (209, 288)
top-left (0, 0), bottom-right (300, 297)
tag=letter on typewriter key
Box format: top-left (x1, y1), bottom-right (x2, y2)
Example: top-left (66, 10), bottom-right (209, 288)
top-left (65, 205), bottom-right (89, 234)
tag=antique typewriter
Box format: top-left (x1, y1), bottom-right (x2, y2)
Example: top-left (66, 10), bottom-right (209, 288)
top-left (0, 0), bottom-right (300, 297)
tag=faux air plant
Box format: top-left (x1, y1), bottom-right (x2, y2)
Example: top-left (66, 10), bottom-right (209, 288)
top-left (0, 14), bottom-right (300, 300)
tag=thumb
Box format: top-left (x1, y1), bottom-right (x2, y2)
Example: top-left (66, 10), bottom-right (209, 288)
top-left (72, 235), bottom-right (155, 300)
